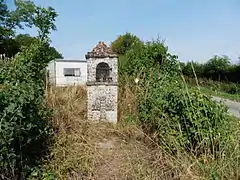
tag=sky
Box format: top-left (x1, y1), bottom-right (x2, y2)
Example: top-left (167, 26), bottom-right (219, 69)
top-left (7, 0), bottom-right (240, 63)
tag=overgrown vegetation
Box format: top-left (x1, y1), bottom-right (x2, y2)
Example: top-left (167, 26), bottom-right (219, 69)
top-left (45, 86), bottom-right (184, 179)
top-left (181, 55), bottom-right (240, 83)
top-left (186, 76), bottom-right (240, 101)
top-left (181, 55), bottom-right (240, 99)
top-left (0, 0), bottom-right (58, 179)
top-left (1, 0), bottom-right (240, 178)
top-left (114, 33), bottom-right (240, 179)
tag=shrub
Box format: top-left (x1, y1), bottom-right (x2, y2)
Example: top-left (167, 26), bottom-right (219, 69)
top-left (139, 77), bottom-right (233, 156)
top-left (0, 41), bottom-right (54, 179)
top-left (0, 2), bottom-right (58, 178)
top-left (118, 36), bottom-right (240, 178)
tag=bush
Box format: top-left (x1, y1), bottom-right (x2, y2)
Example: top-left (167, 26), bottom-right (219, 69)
top-left (139, 78), bottom-right (233, 156)
top-left (220, 82), bottom-right (240, 94)
top-left (0, 2), bottom-right (58, 177)
top-left (0, 41), bottom-right (54, 179)
top-left (118, 36), bottom-right (240, 178)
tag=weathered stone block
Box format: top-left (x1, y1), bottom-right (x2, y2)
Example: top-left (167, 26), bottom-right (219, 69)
top-left (86, 42), bottom-right (118, 124)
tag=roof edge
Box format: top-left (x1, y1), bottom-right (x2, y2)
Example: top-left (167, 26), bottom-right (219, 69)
top-left (85, 54), bottom-right (118, 59)
top-left (53, 59), bottom-right (87, 63)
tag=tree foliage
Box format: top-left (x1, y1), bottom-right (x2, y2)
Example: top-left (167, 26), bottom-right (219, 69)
top-left (14, 0), bottom-right (57, 40)
top-left (15, 33), bottom-right (38, 47)
top-left (181, 55), bottom-right (240, 84)
top-left (0, 0), bottom-right (32, 55)
top-left (15, 34), bottom-right (63, 58)
top-left (0, 0), bottom-right (61, 59)
top-left (117, 33), bottom-right (240, 178)
top-left (111, 32), bottom-right (142, 55)
top-left (0, 0), bottom-right (17, 38)
top-left (204, 55), bottom-right (231, 76)
top-left (1, 33), bottom-right (63, 59)
top-left (181, 61), bottom-right (204, 77)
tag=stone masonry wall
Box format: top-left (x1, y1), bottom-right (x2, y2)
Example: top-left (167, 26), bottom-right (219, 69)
top-left (86, 41), bottom-right (118, 124)
top-left (87, 57), bottom-right (118, 83)
top-left (87, 85), bottom-right (118, 123)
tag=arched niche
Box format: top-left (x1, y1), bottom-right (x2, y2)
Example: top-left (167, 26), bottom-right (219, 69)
top-left (96, 62), bottom-right (112, 82)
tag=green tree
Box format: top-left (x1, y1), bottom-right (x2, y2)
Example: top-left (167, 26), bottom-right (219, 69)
top-left (111, 32), bottom-right (142, 55)
top-left (204, 55), bottom-right (231, 80)
top-left (15, 34), bottom-right (38, 47)
top-left (48, 46), bottom-right (63, 59)
top-left (182, 61), bottom-right (204, 77)
top-left (0, 0), bottom-right (16, 39)
top-left (0, 0), bottom-right (16, 56)
top-left (0, 0), bottom-right (58, 58)
top-left (0, 34), bottom-right (38, 58)
top-left (0, 33), bottom-right (63, 59)
top-left (14, 0), bottom-right (57, 40)
top-left (14, 34), bottom-right (63, 58)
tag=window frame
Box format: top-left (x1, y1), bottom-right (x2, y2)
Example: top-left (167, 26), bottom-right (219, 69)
top-left (63, 68), bottom-right (81, 77)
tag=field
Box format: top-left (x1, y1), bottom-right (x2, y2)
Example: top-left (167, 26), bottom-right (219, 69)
top-left (200, 86), bottom-right (240, 102)
top-left (185, 76), bottom-right (240, 102)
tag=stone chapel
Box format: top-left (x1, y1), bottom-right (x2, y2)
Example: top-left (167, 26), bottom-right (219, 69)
top-left (85, 42), bottom-right (118, 123)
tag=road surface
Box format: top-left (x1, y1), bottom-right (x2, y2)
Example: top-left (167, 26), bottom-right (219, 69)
top-left (212, 96), bottom-right (240, 118)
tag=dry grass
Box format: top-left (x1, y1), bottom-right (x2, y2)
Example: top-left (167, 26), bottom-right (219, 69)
top-left (45, 85), bottom-right (200, 180)
top-left (118, 79), bottom-right (139, 122)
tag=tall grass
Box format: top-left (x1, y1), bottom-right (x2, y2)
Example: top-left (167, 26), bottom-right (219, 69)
top-left (42, 83), bottom-right (239, 179)
top-left (117, 38), bottom-right (240, 179)
top-left (42, 85), bottom-right (201, 179)
top-left (185, 76), bottom-right (240, 101)
top-left (33, 37), bottom-right (240, 179)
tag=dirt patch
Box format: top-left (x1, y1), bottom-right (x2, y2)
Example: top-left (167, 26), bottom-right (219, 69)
top-left (67, 126), bottom-right (179, 180)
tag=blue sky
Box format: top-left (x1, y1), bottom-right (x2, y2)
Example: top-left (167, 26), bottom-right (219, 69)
top-left (8, 0), bottom-right (240, 63)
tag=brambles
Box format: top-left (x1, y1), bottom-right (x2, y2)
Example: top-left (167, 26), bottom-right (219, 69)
top-left (118, 34), bottom-right (240, 179)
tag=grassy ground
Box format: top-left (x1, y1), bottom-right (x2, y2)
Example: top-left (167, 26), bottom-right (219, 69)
top-left (43, 83), bottom-right (240, 179)
top-left (44, 85), bottom-right (201, 180)
top-left (199, 86), bottom-right (240, 102)
top-left (184, 76), bottom-right (240, 102)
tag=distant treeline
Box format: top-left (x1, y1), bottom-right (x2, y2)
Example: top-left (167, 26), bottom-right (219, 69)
top-left (180, 55), bottom-right (240, 83)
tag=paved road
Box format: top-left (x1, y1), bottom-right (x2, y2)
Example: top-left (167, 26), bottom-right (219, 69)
top-left (212, 96), bottom-right (240, 118)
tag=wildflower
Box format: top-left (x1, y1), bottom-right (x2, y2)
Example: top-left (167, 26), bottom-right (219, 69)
top-left (134, 78), bottom-right (139, 84)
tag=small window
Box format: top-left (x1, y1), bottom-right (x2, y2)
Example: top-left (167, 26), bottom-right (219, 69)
top-left (64, 68), bottom-right (81, 77)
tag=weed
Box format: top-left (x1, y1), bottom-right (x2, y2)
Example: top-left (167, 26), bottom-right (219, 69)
top-left (44, 86), bottom-right (187, 180)
top-left (119, 37), bottom-right (240, 179)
